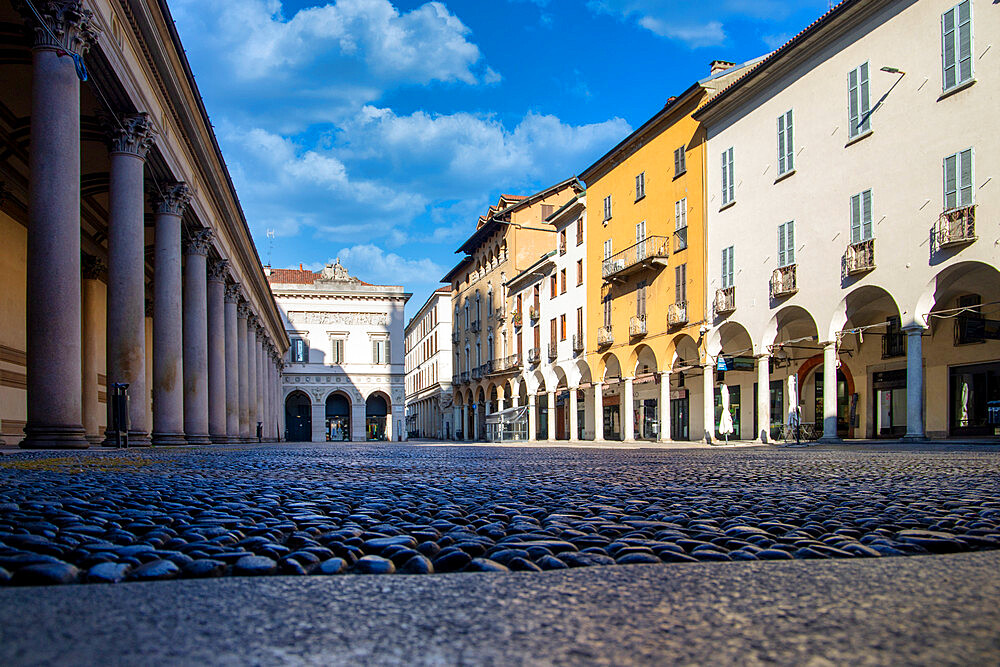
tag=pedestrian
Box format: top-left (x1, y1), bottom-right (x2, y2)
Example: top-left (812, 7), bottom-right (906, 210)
top-left (256, 421), bottom-right (262, 443)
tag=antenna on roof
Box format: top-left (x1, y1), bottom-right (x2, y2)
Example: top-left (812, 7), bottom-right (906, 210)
top-left (265, 228), bottom-right (275, 267)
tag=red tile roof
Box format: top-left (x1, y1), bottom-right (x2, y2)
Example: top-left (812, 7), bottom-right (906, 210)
top-left (267, 268), bottom-right (318, 284)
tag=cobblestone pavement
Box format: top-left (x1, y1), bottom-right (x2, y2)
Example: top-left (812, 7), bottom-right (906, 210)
top-left (1, 443), bottom-right (999, 585)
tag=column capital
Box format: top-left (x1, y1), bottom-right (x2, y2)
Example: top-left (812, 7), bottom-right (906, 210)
top-left (208, 258), bottom-right (229, 283)
top-left (151, 182), bottom-right (191, 216)
top-left (80, 252), bottom-right (106, 281)
top-left (224, 281), bottom-right (242, 304)
top-left (183, 228), bottom-right (213, 256)
top-left (18, 0), bottom-right (99, 52)
top-left (902, 324), bottom-right (927, 334)
top-left (108, 112), bottom-right (155, 158)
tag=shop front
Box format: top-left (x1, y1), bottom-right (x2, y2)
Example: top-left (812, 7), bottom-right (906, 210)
top-left (950, 362), bottom-right (1000, 437)
top-left (873, 368), bottom-right (906, 438)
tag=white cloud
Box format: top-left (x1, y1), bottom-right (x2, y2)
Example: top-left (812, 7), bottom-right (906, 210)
top-left (333, 245), bottom-right (445, 286)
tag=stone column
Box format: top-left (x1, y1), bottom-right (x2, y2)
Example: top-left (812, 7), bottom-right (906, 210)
top-left (821, 342), bottom-right (839, 442)
top-left (151, 183), bottom-right (190, 446)
top-left (527, 394), bottom-right (537, 441)
top-left (546, 391), bottom-right (556, 441)
top-left (255, 329), bottom-right (265, 439)
top-left (245, 314), bottom-right (258, 440)
top-left (104, 113), bottom-right (154, 446)
top-left (19, 3), bottom-right (97, 449)
top-left (903, 326), bottom-right (926, 440)
top-left (236, 303), bottom-right (250, 440)
top-left (594, 382), bottom-right (604, 441)
top-left (703, 364), bottom-right (715, 443)
top-left (568, 387), bottom-right (578, 441)
top-left (224, 283), bottom-right (240, 441)
top-left (144, 298), bottom-right (153, 435)
top-left (658, 371), bottom-right (671, 442)
top-left (452, 405), bottom-right (460, 440)
top-left (622, 378), bottom-right (634, 441)
top-left (277, 360), bottom-right (286, 441)
top-left (81, 254), bottom-right (104, 445)
top-left (181, 229), bottom-right (212, 444)
top-left (206, 259), bottom-right (228, 442)
top-left (757, 354), bottom-right (770, 442)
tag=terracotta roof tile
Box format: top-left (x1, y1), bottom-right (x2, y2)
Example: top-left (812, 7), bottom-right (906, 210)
top-left (267, 268), bottom-right (318, 284)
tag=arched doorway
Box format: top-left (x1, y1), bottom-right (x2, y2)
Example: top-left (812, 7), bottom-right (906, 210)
top-left (366, 393), bottom-right (389, 441)
top-left (285, 391), bottom-right (311, 442)
top-left (326, 392), bottom-right (351, 441)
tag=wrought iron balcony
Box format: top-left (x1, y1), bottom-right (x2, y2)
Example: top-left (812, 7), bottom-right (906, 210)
top-left (667, 302), bottom-right (688, 326)
top-left (843, 239), bottom-right (875, 276)
top-left (882, 332), bottom-right (906, 359)
top-left (629, 315), bottom-right (647, 337)
top-left (559, 239), bottom-right (567, 255)
top-left (451, 331), bottom-right (460, 344)
top-left (494, 306), bottom-right (505, 321)
top-left (469, 319), bottom-right (481, 333)
top-left (714, 287), bottom-right (735, 316)
top-left (770, 265), bottom-right (798, 298)
top-left (674, 227), bottom-right (688, 252)
top-left (471, 367), bottom-right (482, 380)
top-left (452, 374), bottom-right (459, 386)
top-left (597, 326), bottom-right (613, 347)
top-left (460, 371), bottom-right (470, 384)
top-left (497, 354), bottom-right (522, 372)
top-left (481, 360), bottom-right (495, 375)
top-left (529, 305), bottom-right (540, 321)
top-left (601, 236), bottom-right (670, 281)
top-left (528, 347), bottom-right (540, 365)
top-left (572, 334), bottom-right (584, 352)
top-left (936, 205), bottom-right (976, 248)
top-left (548, 342), bottom-right (557, 360)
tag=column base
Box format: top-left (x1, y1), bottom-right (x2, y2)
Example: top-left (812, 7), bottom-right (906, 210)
top-left (19, 424), bottom-right (89, 449)
top-left (86, 434), bottom-right (105, 446)
top-left (816, 436), bottom-right (842, 444)
top-left (151, 432), bottom-right (188, 447)
top-left (185, 433), bottom-right (212, 445)
top-left (901, 434), bottom-right (927, 442)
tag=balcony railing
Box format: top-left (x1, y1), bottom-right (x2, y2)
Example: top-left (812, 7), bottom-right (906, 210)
top-left (496, 354), bottom-right (522, 373)
top-left (602, 236), bottom-right (671, 280)
top-left (469, 319), bottom-right (481, 333)
top-left (674, 227), bottom-right (688, 252)
top-left (843, 239), bottom-right (875, 276)
top-left (494, 306), bottom-right (505, 321)
top-left (882, 332), bottom-right (906, 359)
top-left (667, 302), bottom-right (688, 326)
top-left (936, 205), bottom-right (976, 248)
top-left (572, 334), bottom-right (584, 352)
top-left (460, 371), bottom-right (470, 384)
top-left (770, 264), bottom-right (798, 298)
top-left (528, 347), bottom-right (540, 365)
top-left (452, 374), bottom-right (460, 386)
top-left (529, 305), bottom-right (540, 321)
top-left (471, 367), bottom-right (482, 380)
top-left (630, 315), bottom-right (647, 337)
top-left (559, 240), bottom-right (567, 255)
top-left (548, 342), bottom-right (557, 360)
top-left (451, 331), bottom-right (460, 344)
top-left (714, 287), bottom-right (736, 316)
top-left (597, 326), bottom-right (614, 347)
top-left (512, 310), bottom-right (522, 327)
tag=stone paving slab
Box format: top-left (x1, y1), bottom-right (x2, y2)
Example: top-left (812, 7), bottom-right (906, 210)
top-left (0, 551), bottom-right (998, 665)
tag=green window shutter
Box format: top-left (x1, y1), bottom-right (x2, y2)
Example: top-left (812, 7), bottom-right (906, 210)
top-left (944, 153), bottom-right (957, 209)
top-left (721, 150), bottom-right (729, 203)
top-left (958, 1), bottom-right (972, 84)
top-left (859, 63), bottom-right (870, 134)
top-left (942, 2), bottom-right (971, 91)
top-left (777, 114), bottom-right (786, 174)
top-left (959, 148), bottom-right (974, 206)
top-left (777, 224), bottom-right (786, 267)
top-left (785, 110), bottom-right (794, 171)
top-left (862, 190), bottom-right (873, 240)
top-left (850, 193), bottom-right (862, 243)
top-left (848, 68), bottom-right (860, 137)
top-left (787, 221), bottom-right (795, 265)
top-left (943, 6), bottom-right (957, 90)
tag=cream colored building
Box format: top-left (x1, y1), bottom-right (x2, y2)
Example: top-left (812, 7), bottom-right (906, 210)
top-left (404, 287), bottom-right (453, 439)
top-left (270, 262), bottom-right (409, 442)
top-left (696, 0), bottom-right (998, 441)
top-left (0, 0), bottom-right (287, 447)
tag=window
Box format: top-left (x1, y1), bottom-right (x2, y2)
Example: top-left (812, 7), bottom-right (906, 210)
top-left (942, 1), bottom-right (973, 92)
top-left (955, 294), bottom-right (985, 344)
top-left (674, 145), bottom-right (686, 176)
top-left (721, 147), bottom-right (735, 205)
top-left (487, 332), bottom-right (494, 360)
top-left (372, 338), bottom-right (390, 365)
top-left (331, 338), bottom-right (345, 364)
top-left (777, 221), bottom-right (795, 267)
top-left (675, 198), bottom-right (687, 230)
top-left (603, 195), bottom-right (612, 221)
top-left (291, 338), bottom-right (307, 362)
top-left (636, 281), bottom-right (647, 317)
top-left (560, 314), bottom-right (566, 341)
top-left (635, 220), bottom-right (646, 243)
top-left (475, 341), bottom-right (481, 366)
top-left (777, 109), bottom-right (794, 175)
top-left (550, 274), bottom-right (557, 299)
top-left (848, 62), bottom-right (871, 139)
top-left (603, 293), bottom-right (612, 328)
top-left (559, 229), bottom-right (567, 254)
top-left (603, 239), bottom-right (612, 260)
top-left (721, 247), bottom-right (734, 289)
top-left (532, 285), bottom-right (540, 310)
top-left (560, 268), bottom-right (567, 294)
top-left (675, 264), bottom-right (687, 304)
top-left (635, 172), bottom-right (645, 200)
top-left (576, 217), bottom-right (584, 245)
top-left (576, 259), bottom-right (583, 286)
top-left (487, 289), bottom-right (493, 316)
top-left (850, 190), bottom-right (873, 243)
top-left (944, 148), bottom-right (974, 210)
top-left (534, 325), bottom-right (541, 350)
top-left (576, 307), bottom-right (583, 338)
top-left (541, 203), bottom-right (554, 220)
top-left (464, 302), bottom-right (469, 328)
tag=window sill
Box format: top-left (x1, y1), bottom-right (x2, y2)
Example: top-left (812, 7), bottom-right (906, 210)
top-left (774, 168), bottom-right (796, 184)
top-left (845, 129), bottom-right (873, 148)
top-left (719, 200), bottom-right (736, 212)
top-left (673, 169), bottom-right (687, 181)
top-left (938, 78), bottom-right (976, 102)
top-left (634, 194), bottom-right (646, 203)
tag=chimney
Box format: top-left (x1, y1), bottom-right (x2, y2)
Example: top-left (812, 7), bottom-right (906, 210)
top-left (710, 60), bottom-right (735, 76)
top-left (299, 263), bottom-right (303, 271)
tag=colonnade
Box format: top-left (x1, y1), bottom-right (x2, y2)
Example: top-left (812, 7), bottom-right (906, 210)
top-left (17, 4), bottom-right (284, 448)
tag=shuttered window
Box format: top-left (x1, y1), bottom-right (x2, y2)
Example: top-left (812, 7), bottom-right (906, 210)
top-left (944, 148), bottom-right (974, 210)
top-left (603, 195), bottom-right (612, 220)
top-left (777, 221), bottom-right (795, 267)
top-left (675, 198), bottom-right (687, 230)
top-left (848, 62), bottom-right (871, 138)
top-left (635, 172), bottom-right (645, 200)
top-left (721, 147), bottom-right (735, 205)
top-left (332, 338), bottom-right (344, 364)
top-left (372, 339), bottom-right (390, 365)
top-left (637, 281), bottom-right (647, 317)
top-left (721, 247), bottom-right (734, 289)
top-left (942, 1), bottom-right (973, 92)
top-left (674, 146), bottom-right (686, 176)
top-left (850, 190), bottom-right (874, 243)
top-left (675, 266), bottom-right (686, 304)
top-left (777, 110), bottom-right (794, 174)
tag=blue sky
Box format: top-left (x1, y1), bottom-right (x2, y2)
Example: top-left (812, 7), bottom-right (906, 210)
top-left (170, 0), bottom-right (831, 314)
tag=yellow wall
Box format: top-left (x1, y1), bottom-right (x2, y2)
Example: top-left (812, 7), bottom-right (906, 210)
top-left (0, 212), bottom-right (27, 442)
top-left (585, 91), bottom-right (710, 379)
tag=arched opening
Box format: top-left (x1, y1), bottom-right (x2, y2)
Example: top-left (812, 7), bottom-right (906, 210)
top-left (285, 391), bottom-right (311, 442)
top-left (533, 372), bottom-right (548, 440)
top-left (600, 353), bottom-right (623, 440)
top-left (553, 367), bottom-right (570, 440)
top-left (763, 306), bottom-right (822, 441)
top-left (630, 344), bottom-right (659, 441)
top-left (668, 334), bottom-right (702, 441)
top-left (711, 322), bottom-right (755, 441)
top-left (325, 392), bottom-right (351, 441)
top-left (365, 393), bottom-right (389, 441)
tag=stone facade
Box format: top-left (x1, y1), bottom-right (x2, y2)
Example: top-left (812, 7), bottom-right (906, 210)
top-left (404, 287), bottom-right (454, 439)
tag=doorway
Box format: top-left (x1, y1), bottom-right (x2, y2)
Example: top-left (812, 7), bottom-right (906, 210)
top-left (670, 395), bottom-right (689, 441)
top-left (285, 392), bottom-right (311, 442)
top-left (366, 394), bottom-right (388, 441)
top-left (326, 392), bottom-right (351, 441)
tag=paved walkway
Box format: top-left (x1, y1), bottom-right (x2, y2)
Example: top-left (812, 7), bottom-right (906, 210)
top-left (1, 551), bottom-right (998, 665)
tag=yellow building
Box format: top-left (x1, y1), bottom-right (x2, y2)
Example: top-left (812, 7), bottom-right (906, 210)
top-left (581, 61), bottom-right (755, 442)
top-left (444, 178), bottom-right (580, 440)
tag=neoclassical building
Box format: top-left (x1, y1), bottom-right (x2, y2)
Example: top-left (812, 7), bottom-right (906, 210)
top-left (404, 287), bottom-right (453, 439)
top-left (0, 0), bottom-right (286, 447)
top-left (270, 261), bottom-right (409, 442)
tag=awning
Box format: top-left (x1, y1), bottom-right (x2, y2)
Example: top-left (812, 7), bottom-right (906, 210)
top-left (486, 406), bottom-right (528, 424)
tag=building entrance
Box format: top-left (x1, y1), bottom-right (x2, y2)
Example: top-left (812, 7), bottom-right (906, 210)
top-left (285, 392), bottom-right (311, 442)
top-left (326, 393), bottom-right (351, 441)
top-left (366, 394), bottom-right (389, 441)
top-left (950, 362), bottom-right (1000, 437)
